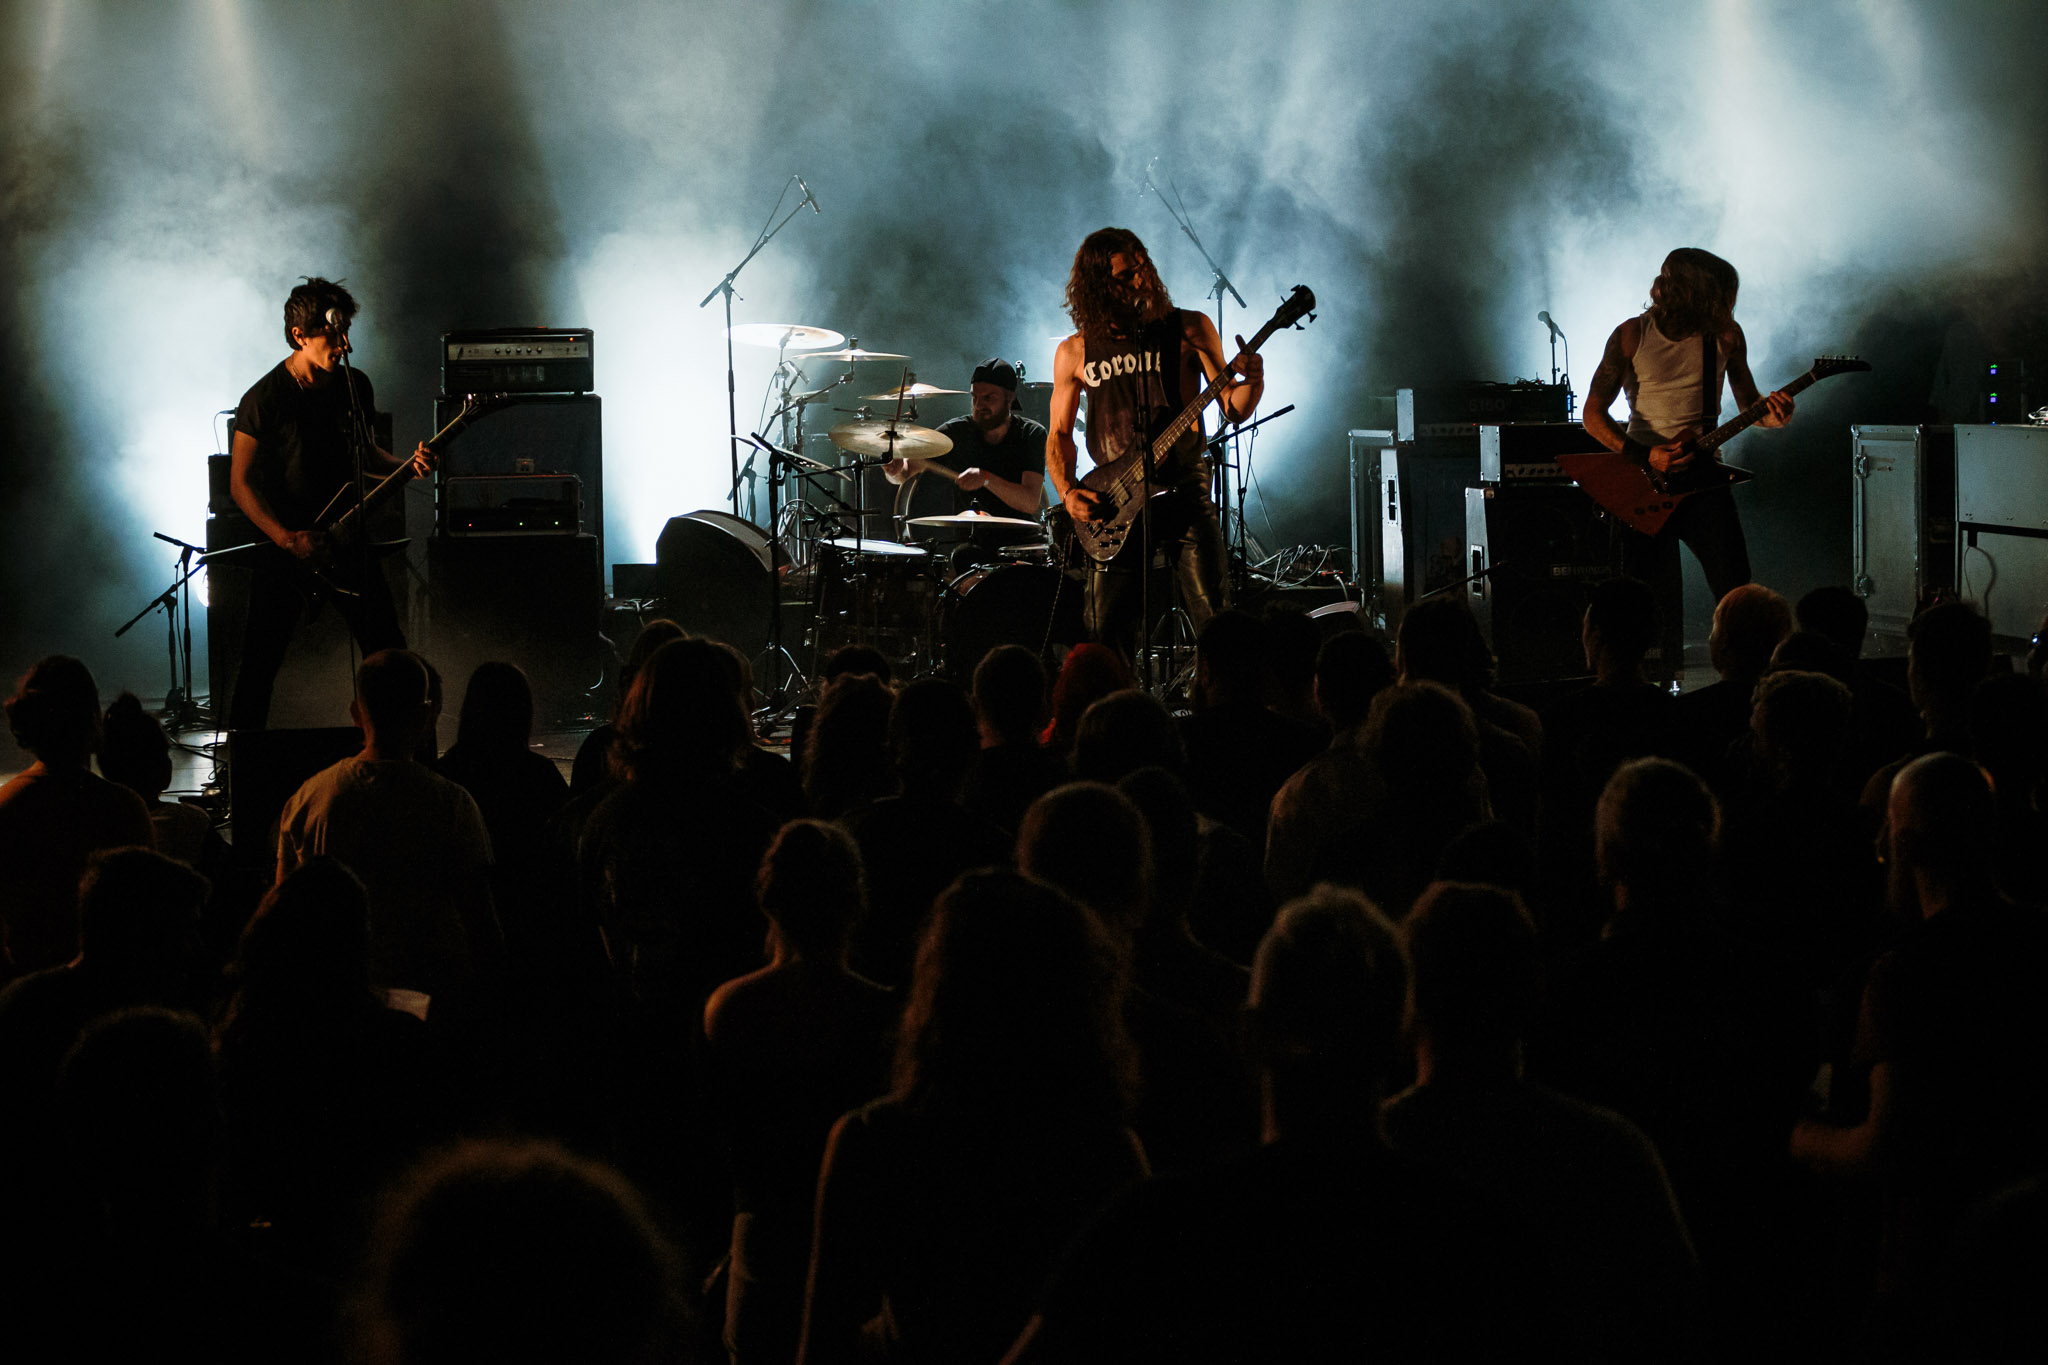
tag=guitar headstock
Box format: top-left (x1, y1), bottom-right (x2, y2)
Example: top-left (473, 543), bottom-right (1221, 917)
top-left (1811, 355), bottom-right (1871, 380)
top-left (1277, 285), bottom-right (1316, 331)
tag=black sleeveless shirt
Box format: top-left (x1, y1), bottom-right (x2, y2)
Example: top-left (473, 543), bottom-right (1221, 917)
top-left (1082, 314), bottom-right (1203, 481)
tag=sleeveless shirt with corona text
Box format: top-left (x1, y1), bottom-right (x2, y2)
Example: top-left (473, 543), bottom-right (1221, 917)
top-left (1082, 315), bottom-right (1200, 479)
top-left (1624, 312), bottom-right (1728, 444)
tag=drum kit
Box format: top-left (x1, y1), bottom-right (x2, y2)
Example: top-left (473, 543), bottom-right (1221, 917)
top-left (723, 322), bottom-right (1085, 697)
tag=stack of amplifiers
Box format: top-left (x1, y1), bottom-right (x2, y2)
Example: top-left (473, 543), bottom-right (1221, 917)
top-left (431, 392), bottom-right (603, 562)
top-left (1851, 425), bottom-right (1956, 641)
top-left (1467, 423), bottom-right (1681, 682)
top-left (1954, 424), bottom-right (2048, 642)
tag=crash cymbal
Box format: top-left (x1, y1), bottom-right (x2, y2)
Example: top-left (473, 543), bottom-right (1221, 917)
top-left (725, 322), bottom-right (845, 350)
top-left (862, 382), bottom-right (966, 400)
top-left (818, 536), bottom-right (932, 558)
top-left (907, 510), bottom-right (1042, 529)
top-left (808, 347), bottom-right (911, 363)
top-left (829, 419), bottom-right (953, 461)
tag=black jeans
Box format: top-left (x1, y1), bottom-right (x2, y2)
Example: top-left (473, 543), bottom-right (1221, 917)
top-left (230, 553), bottom-right (406, 730)
top-left (1619, 484), bottom-right (1750, 670)
top-left (1083, 475), bottom-right (1230, 659)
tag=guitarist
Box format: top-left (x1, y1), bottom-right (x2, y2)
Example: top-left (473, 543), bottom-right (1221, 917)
top-left (228, 278), bottom-right (436, 730)
top-left (1046, 227), bottom-right (1263, 656)
top-left (1583, 247), bottom-right (1794, 618)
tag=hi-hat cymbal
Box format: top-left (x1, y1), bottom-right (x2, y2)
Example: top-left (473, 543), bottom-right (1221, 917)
top-left (726, 322), bottom-right (845, 350)
top-left (809, 347), bottom-right (911, 363)
top-left (829, 419), bottom-right (954, 460)
top-left (907, 509), bottom-right (1042, 529)
top-left (862, 382), bottom-right (966, 400)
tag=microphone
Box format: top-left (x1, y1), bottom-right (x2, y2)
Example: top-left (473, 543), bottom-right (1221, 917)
top-left (1538, 310), bottom-right (1562, 339)
top-left (326, 307), bottom-right (345, 328)
top-left (796, 174), bottom-right (821, 215)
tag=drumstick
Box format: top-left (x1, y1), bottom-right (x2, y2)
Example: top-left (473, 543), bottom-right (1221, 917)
top-left (901, 456), bottom-right (961, 483)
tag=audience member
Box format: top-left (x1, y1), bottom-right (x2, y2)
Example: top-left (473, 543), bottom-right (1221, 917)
top-left (1792, 753), bottom-right (2048, 1354)
top-left (569, 618), bottom-right (684, 797)
top-left (843, 679), bottom-right (1008, 988)
top-left (1070, 687), bottom-right (1185, 783)
top-left (1967, 671), bottom-right (2048, 903)
top-left (1532, 757), bottom-right (1812, 1343)
top-left (277, 650), bottom-right (500, 1005)
top-left (703, 821), bottom-right (896, 1365)
top-left (1396, 597), bottom-right (1541, 834)
top-left (963, 645), bottom-right (1067, 835)
top-left (1673, 584), bottom-right (1794, 795)
top-left (1115, 766), bottom-right (1252, 1027)
top-left (214, 858), bottom-right (439, 1274)
top-left (1721, 669), bottom-right (1881, 988)
top-left (799, 870), bottom-right (1145, 1365)
top-left (1041, 643), bottom-right (1132, 756)
top-left (1264, 631), bottom-right (1394, 908)
top-left (98, 692), bottom-right (222, 872)
top-left (1177, 610), bottom-right (1323, 845)
top-left (0, 656), bottom-right (154, 978)
top-left (1260, 602), bottom-right (1327, 739)
top-left (577, 637), bottom-right (781, 1020)
top-left (1269, 680), bottom-right (1490, 916)
top-left (352, 1138), bottom-right (688, 1365)
top-left (1538, 577), bottom-right (1675, 944)
top-left (802, 672), bottom-right (898, 820)
top-left (1020, 780), bottom-right (1259, 1173)
top-left (436, 662), bottom-right (571, 870)
top-left (1384, 881), bottom-right (1702, 1358)
top-left (1004, 887), bottom-right (1554, 1362)
top-left (1796, 586), bottom-right (1922, 772)
top-left (710, 639), bottom-right (808, 825)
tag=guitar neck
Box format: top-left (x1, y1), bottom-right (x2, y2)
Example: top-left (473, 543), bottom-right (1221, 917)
top-left (1694, 369), bottom-right (1819, 456)
top-left (325, 397), bottom-right (490, 536)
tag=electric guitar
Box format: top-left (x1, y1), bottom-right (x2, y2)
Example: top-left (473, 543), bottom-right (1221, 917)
top-left (209, 392), bottom-right (504, 595)
top-left (1070, 286), bottom-right (1316, 563)
top-left (1557, 355), bottom-right (1869, 537)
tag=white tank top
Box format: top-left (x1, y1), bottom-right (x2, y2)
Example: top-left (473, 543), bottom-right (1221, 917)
top-left (1624, 311), bottom-right (1726, 444)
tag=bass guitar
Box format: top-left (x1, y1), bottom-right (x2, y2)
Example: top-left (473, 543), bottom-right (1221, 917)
top-left (208, 392), bottom-right (504, 595)
top-left (1070, 286), bottom-right (1316, 563)
top-left (1557, 355), bottom-right (1869, 537)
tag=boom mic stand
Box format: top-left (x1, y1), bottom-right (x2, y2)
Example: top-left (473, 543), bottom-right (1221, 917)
top-left (1145, 162), bottom-right (1253, 592)
top-left (704, 175), bottom-right (821, 517)
top-left (115, 533), bottom-right (211, 734)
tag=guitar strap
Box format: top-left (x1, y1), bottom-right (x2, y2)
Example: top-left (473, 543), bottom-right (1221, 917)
top-left (1700, 327), bottom-right (1717, 433)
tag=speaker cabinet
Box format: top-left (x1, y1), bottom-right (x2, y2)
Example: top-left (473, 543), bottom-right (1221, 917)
top-left (433, 394), bottom-right (603, 570)
top-left (1852, 425), bottom-right (1956, 642)
top-left (1349, 429), bottom-right (1480, 636)
top-left (1465, 485), bottom-right (1624, 685)
top-left (426, 534), bottom-right (603, 721)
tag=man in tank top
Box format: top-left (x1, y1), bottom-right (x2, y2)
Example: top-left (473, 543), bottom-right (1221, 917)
top-left (1583, 248), bottom-right (1794, 661)
top-left (1046, 228), bottom-right (1264, 658)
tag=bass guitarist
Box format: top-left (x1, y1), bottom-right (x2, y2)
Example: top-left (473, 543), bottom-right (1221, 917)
top-left (1583, 247), bottom-right (1794, 617)
top-left (228, 277), bottom-right (435, 730)
top-left (1046, 227), bottom-right (1263, 657)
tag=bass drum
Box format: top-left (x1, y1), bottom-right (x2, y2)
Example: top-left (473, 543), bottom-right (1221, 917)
top-left (942, 562), bottom-right (1087, 680)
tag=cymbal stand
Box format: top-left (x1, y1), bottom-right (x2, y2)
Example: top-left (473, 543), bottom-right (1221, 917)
top-left (701, 175), bottom-right (821, 516)
top-left (744, 434), bottom-right (810, 717)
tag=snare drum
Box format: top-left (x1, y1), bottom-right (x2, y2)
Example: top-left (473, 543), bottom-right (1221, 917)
top-left (941, 562), bottom-right (1087, 679)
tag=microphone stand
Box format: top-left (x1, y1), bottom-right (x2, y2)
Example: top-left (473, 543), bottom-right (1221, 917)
top-left (703, 176), bottom-right (819, 518)
top-left (115, 534), bottom-right (211, 733)
top-left (1146, 164), bottom-right (1253, 592)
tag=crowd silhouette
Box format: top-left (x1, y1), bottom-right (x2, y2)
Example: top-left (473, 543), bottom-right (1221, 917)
top-left (2, 578), bottom-right (2046, 1362)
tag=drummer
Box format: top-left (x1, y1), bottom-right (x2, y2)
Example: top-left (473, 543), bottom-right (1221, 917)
top-left (882, 358), bottom-right (1046, 566)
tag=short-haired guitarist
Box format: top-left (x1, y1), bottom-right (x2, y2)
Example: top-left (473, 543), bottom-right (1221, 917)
top-left (1046, 227), bottom-right (1264, 658)
top-left (1583, 247), bottom-right (1794, 618)
top-left (228, 277), bottom-right (435, 730)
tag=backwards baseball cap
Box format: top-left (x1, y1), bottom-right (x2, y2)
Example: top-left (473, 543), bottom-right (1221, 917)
top-left (970, 357), bottom-right (1020, 391)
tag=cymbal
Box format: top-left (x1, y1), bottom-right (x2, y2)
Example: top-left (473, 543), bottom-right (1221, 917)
top-left (862, 383), bottom-right (965, 400)
top-left (808, 347), bottom-right (911, 363)
top-left (829, 419), bottom-right (953, 460)
top-left (818, 537), bottom-right (931, 558)
top-left (907, 510), bottom-right (1042, 529)
top-left (726, 322), bottom-right (845, 350)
